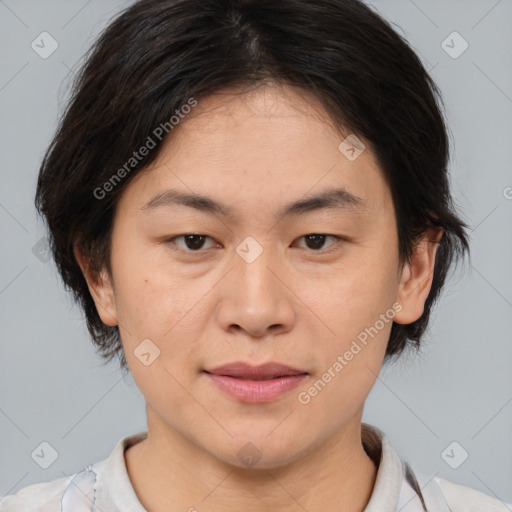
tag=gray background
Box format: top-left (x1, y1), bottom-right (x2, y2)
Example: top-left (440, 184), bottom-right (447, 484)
top-left (1, 0), bottom-right (511, 505)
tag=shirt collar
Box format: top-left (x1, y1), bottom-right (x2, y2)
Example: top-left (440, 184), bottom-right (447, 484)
top-left (361, 422), bottom-right (405, 511)
top-left (94, 423), bottom-right (408, 512)
top-left (94, 430), bottom-right (147, 511)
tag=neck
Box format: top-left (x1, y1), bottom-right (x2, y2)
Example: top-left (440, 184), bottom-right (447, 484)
top-left (125, 410), bottom-right (378, 512)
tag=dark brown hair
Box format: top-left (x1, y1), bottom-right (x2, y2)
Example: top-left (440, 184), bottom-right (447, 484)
top-left (35, 0), bottom-right (470, 371)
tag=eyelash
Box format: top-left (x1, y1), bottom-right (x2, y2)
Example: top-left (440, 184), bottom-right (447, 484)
top-left (165, 233), bottom-right (344, 253)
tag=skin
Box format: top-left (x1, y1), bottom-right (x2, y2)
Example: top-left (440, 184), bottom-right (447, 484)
top-left (75, 83), bottom-right (441, 512)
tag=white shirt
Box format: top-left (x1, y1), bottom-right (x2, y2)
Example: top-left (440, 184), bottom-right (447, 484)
top-left (1, 423), bottom-right (509, 511)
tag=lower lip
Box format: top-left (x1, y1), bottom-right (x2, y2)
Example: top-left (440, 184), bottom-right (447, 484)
top-left (205, 373), bottom-right (308, 403)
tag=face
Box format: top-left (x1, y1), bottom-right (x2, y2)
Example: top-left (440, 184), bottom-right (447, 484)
top-left (78, 84), bottom-right (439, 469)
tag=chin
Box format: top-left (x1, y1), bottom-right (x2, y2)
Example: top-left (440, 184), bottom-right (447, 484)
top-left (209, 431), bottom-right (308, 471)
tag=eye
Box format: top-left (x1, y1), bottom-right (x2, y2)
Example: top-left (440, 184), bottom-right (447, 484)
top-left (294, 234), bottom-right (341, 251)
top-left (165, 233), bottom-right (342, 253)
top-left (166, 234), bottom-right (218, 251)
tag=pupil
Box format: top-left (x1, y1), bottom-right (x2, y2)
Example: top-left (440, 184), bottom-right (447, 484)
top-left (186, 235), bottom-right (205, 249)
top-left (306, 234), bottom-right (325, 250)
top-left (183, 234), bottom-right (326, 251)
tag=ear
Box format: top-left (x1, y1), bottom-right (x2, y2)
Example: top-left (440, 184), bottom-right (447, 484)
top-left (73, 245), bottom-right (118, 327)
top-left (393, 228), bottom-right (443, 325)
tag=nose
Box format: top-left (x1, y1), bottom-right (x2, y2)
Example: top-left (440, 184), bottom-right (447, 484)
top-left (216, 244), bottom-right (296, 339)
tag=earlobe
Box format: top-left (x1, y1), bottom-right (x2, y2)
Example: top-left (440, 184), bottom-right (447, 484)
top-left (393, 228), bottom-right (443, 325)
top-left (73, 245), bottom-right (118, 327)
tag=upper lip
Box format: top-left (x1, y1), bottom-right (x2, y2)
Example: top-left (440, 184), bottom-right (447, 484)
top-left (205, 362), bottom-right (308, 379)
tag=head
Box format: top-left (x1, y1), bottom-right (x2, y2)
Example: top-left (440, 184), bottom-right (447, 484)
top-left (35, 0), bottom-right (469, 468)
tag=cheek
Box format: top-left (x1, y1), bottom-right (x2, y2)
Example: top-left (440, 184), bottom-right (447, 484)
top-left (301, 256), bottom-right (398, 337)
top-left (295, 248), bottom-right (398, 379)
top-left (296, 343), bottom-right (384, 441)
top-left (127, 353), bottom-right (197, 428)
top-left (110, 231), bottom-right (184, 330)
top-left (111, 249), bottom-right (213, 382)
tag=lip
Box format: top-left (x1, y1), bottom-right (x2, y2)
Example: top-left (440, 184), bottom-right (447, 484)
top-left (205, 361), bottom-right (307, 379)
top-left (204, 361), bottom-right (308, 403)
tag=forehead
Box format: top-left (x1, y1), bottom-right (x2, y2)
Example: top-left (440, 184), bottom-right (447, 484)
top-left (117, 84), bottom-right (391, 222)
top-left (162, 84), bottom-right (353, 157)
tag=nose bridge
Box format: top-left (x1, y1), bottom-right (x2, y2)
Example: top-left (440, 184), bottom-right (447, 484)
top-left (216, 235), bottom-right (295, 336)
top-left (234, 235), bottom-right (282, 306)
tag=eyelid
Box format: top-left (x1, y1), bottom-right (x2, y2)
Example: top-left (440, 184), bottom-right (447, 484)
top-left (166, 234), bottom-right (219, 251)
top-left (165, 233), bottom-right (345, 253)
top-left (292, 234), bottom-right (341, 251)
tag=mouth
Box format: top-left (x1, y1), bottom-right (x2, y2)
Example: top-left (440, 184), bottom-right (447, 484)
top-left (217, 375), bottom-right (294, 381)
top-left (203, 361), bottom-right (309, 402)
top-left (204, 361), bottom-right (308, 379)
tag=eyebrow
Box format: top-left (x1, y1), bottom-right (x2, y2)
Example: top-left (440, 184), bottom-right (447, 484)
top-left (140, 187), bottom-right (366, 218)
